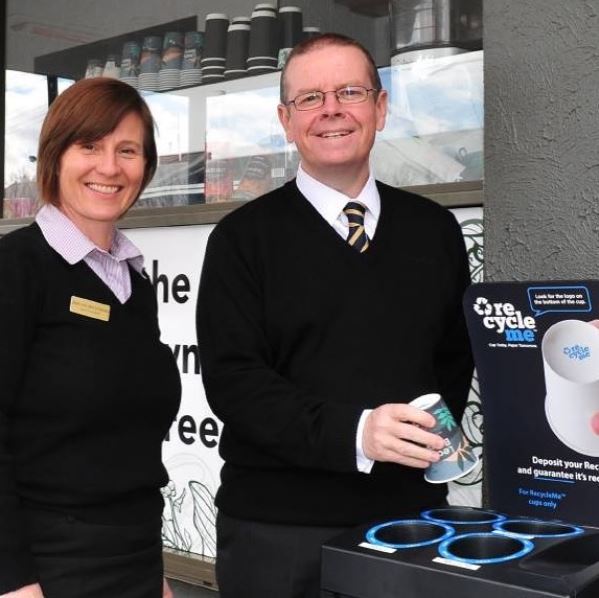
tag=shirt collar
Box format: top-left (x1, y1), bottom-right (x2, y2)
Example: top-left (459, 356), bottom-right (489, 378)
top-left (295, 163), bottom-right (380, 226)
top-left (35, 204), bottom-right (144, 273)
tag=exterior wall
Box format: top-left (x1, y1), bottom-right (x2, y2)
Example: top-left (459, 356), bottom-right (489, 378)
top-left (484, 0), bottom-right (599, 281)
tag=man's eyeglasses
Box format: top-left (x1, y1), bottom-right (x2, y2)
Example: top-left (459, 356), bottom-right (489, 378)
top-left (285, 86), bottom-right (378, 111)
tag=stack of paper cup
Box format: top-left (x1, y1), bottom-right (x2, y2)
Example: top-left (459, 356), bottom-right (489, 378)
top-left (84, 59), bottom-right (103, 79)
top-left (139, 36), bottom-right (162, 91)
top-left (202, 13), bottom-right (229, 82)
top-left (278, 6), bottom-right (303, 68)
top-left (119, 41), bottom-right (140, 88)
top-left (102, 54), bottom-right (121, 79)
top-left (225, 20), bottom-right (250, 79)
top-left (247, 4), bottom-right (279, 75)
top-left (180, 31), bottom-right (203, 87)
top-left (159, 31), bottom-right (183, 90)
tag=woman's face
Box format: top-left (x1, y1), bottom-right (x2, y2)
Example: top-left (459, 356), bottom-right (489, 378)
top-left (57, 111), bottom-right (146, 240)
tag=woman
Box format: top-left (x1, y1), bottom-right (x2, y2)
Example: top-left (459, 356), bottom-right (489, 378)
top-left (0, 78), bottom-right (181, 598)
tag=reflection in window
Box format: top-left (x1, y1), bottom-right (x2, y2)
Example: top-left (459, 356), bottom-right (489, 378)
top-left (203, 51), bottom-right (483, 203)
top-left (4, 52), bottom-right (483, 217)
top-left (4, 70), bottom-right (47, 218)
top-left (374, 50), bottom-right (484, 186)
top-left (3, 72), bottom-right (74, 218)
top-left (205, 84), bottom-right (293, 204)
top-left (138, 91), bottom-right (203, 208)
top-left (3, 77), bottom-right (198, 216)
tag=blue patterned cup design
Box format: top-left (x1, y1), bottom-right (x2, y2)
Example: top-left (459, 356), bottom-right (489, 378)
top-left (410, 393), bottom-right (478, 484)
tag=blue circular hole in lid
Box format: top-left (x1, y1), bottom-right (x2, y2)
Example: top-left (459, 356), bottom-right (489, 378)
top-left (492, 519), bottom-right (584, 538)
top-left (365, 519), bottom-right (454, 549)
top-left (421, 507), bottom-right (506, 525)
top-left (439, 532), bottom-right (534, 565)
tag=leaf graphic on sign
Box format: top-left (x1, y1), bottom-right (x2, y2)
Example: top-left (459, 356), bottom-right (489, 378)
top-left (190, 480), bottom-right (217, 557)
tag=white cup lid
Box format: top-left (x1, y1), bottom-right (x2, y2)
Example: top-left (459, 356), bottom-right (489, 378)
top-left (251, 10), bottom-right (277, 18)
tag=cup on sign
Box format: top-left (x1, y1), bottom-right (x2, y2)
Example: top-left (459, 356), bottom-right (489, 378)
top-left (409, 393), bottom-right (478, 484)
top-left (542, 319), bottom-right (599, 456)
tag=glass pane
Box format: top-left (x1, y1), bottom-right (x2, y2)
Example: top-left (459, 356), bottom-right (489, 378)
top-left (4, 0), bottom-right (482, 217)
top-left (138, 91), bottom-right (200, 208)
top-left (4, 71), bottom-right (74, 218)
top-left (374, 50), bottom-right (484, 186)
top-left (203, 50), bottom-right (483, 202)
top-left (204, 76), bottom-right (291, 203)
top-left (4, 70), bottom-right (46, 218)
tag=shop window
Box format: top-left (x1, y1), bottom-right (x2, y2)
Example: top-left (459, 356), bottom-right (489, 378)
top-left (3, 0), bottom-right (482, 224)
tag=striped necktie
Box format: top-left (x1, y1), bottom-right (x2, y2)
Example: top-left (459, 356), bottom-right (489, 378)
top-left (343, 201), bottom-right (369, 253)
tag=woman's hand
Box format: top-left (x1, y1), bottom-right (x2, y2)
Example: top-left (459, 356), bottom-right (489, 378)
top-left (1, 583), bottom-right (44, 598)
top-left (162, 578), bottom-right (173, 598)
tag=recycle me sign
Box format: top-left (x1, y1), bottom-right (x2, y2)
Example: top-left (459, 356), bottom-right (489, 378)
top-left (472, 297), bottom-right (537, 342)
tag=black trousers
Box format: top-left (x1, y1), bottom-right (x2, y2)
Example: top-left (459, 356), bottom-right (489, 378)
top-left (216, 512), bottom-right (350, 598)
top-left (24, 507), bottom-right (163, 598)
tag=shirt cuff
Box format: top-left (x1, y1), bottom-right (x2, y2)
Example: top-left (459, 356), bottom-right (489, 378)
top-left (356, 409), bottom-right (374, 474)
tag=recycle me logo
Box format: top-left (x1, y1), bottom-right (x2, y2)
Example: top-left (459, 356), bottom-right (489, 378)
top-left (563, 344), bottom-right (591, 361)
top-left (473, 296), bottom-right (537, 343)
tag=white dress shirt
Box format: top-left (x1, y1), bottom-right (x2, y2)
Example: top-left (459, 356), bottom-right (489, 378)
top-left (296, 164), bottom-right (376, 473)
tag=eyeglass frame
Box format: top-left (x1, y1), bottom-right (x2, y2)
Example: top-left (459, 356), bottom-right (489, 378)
top-left (283, 85), bottom-right (379, 111)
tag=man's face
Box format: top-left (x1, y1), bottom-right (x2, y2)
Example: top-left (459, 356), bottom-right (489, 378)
top-left (277, 44), bottom-right (387, 184)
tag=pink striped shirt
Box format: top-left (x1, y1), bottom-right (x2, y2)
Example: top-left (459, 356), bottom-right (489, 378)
top-left (36, 204), bottom-right (145, 304)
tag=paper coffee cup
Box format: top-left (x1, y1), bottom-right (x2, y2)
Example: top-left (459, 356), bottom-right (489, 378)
top-left (409, 393), bottom-right (478, 484)
top-left (542, 319), bottom-right (599, 455)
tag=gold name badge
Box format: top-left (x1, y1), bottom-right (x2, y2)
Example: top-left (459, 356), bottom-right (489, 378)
top-left (69, 296), bottom-right (111, 322)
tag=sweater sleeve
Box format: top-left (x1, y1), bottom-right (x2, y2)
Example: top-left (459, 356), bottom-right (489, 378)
top-left (0, 240), bottom-right (39, 592)
top-left (433, 212), bottom-right (474, 423)
top-left (196, 225), bottom-right (362, 473)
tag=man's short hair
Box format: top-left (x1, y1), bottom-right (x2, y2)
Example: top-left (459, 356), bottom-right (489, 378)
top-left (279, 33), bottom-right (382, 104)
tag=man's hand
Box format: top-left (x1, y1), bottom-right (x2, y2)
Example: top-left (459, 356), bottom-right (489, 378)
top-left (163, 578), bottom-right (173, 598)
top-left (362, 403), bottom-right (444, 468)
top-left (1, 583), bottom-right (44, 598)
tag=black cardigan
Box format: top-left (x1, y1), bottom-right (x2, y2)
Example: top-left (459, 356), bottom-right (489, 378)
top-left (0, 223), bottom-right (181, 592)
top-left (197, 179), bottom-right (473, 526)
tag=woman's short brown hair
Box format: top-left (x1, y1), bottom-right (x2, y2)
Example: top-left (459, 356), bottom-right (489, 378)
top-left (37, 77), bottom-right (157, 205)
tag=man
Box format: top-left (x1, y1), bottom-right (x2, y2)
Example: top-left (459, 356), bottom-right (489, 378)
top-left (196, 33), bottom-right (473, 598)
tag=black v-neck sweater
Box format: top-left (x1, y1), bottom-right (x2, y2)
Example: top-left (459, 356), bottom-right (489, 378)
top-left (197, 179), bottom-right (473, 526)
top-left (0, 223), bottom-right (181, 591)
